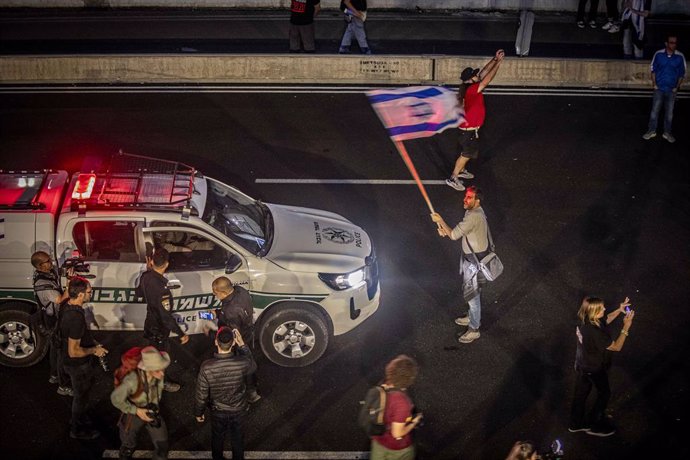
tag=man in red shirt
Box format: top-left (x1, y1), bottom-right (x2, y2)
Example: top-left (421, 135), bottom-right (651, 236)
top-left (370, 355), bottom-right (422, 460)
top-left (446, 49), bottom-right (505, 192)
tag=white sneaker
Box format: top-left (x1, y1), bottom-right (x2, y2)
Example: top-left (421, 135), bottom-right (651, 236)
top-left (445, 177), bottom-right (465, 191)
top-left (662, 132), bottom-right (676, 143)
top-left (608, 24), bottom-right (620, 33)
top-left (458, 328), bottom-right (480, 343)
top-left (588, 20), bottom-right (597, 29)
top-left (457, 169), bottom-right (474, 179)
top-left (602, 21), bottom-right (613, 30)
top-left (642, 131), bottom-right (656, 140)
top-left (454, 315), bottom-right (470, 326)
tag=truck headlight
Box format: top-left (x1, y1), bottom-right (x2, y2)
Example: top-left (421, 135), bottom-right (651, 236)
top-left (318, 268), bottom-right (366, 291)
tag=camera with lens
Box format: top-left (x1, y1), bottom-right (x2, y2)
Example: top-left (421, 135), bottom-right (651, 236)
top-left (539, 439), bottom-right (564, 460)
top-left (97, 353), bottom-right (109, 372)
top-left (60, 256), bottom-right (91, 278)
top-left (145, 403), bottom-right (162, 428)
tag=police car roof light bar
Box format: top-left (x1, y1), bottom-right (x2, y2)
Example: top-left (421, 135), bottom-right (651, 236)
top-left (0, 170), bottom-right (51, 210)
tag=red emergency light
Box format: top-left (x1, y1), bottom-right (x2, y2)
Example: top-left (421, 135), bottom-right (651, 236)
top-left (72, 174), bottom-right (96, 200)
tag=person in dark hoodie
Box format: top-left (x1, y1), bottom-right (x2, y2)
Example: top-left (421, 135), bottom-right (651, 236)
top-left (195, 327), bottom-right (257, 460)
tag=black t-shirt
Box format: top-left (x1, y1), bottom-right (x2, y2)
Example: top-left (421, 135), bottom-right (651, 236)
top-left (341, 0), bottom-right (367, 12)
top-left (60, 303), bottom-right (96, 367)
top-left (575, 320), bottom-right (613, 373)
top-left (290, 0), bottom-right (320, 26)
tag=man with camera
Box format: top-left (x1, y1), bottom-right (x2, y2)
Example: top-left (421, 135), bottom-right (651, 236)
top-left (31, 250), bottom-right (72, 396)
top-left (195, 327), bottom-right (257, 460)
top-left (136, 247), bottom-right (189, 392)
top-left (111, 346), bottom-right (171, 460)
top-left (59, 276), bottom-right (108, 440)
top-left (212, 276), bottom-right (260, 402)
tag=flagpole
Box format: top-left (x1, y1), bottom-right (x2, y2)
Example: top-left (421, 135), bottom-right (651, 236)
top-left (393, 140), bottom-right (436, 214)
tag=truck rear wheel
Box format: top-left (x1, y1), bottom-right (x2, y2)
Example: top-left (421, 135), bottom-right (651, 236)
top-left (0, 309), bottom-right (49, 368)
top-left (259, 305), bottom-right (329, 367)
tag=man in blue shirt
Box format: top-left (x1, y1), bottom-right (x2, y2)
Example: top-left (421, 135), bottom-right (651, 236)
top-left (643, 35), bottom-right (686, 143)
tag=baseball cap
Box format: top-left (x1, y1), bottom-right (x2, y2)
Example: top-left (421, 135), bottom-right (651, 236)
top-left (461, 67), bottom-right (480, 82)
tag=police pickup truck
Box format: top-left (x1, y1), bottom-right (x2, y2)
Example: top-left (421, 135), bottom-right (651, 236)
top-left (0, 153), bottom-right (379, 368)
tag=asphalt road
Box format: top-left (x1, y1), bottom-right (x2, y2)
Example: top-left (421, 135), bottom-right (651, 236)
top-left (0, 87), bottom-right (689, 460)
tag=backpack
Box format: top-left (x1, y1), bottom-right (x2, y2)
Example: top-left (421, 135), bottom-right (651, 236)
top-left (358, 385), bottom-right (389, 437)
top-left (113, 346), bottom-right (145, 399)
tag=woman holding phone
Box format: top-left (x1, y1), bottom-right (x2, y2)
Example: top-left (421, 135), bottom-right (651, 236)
top-left (568, 296), bottom-right (635, 437)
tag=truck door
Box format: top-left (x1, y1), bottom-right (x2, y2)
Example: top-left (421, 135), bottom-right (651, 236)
top-left (142, 226), bottom-right (250, 335)
top-left (68, 218), bottom-right (147, 330)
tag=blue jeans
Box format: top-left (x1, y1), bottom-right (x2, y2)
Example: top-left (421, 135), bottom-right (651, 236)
top-left (211, 411), bottom-right (244, 460)
top-left (647, 90), bottom-right (677, 134)
top-left (340, 16), bottom-right (369, 50)
top-left (468, 292), bottom-right (482, 330)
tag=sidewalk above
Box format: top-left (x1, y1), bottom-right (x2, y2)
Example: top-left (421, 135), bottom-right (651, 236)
top-left (1, 9), bottom-right (688, 59)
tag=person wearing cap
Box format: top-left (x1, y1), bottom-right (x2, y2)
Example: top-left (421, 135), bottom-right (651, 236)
top-left (136, 247), bottom-right (189, 392)
top-left (446, 49), bottom-right (505, 192)
top-left (195, 327), bottom-right (257, 460)
top-left (111, 346), bottom-right (171, 460)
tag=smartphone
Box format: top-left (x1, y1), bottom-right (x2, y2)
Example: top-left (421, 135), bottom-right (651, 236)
top-left (625, 306), bottom-right (631, 314)
top-left (198, 311), bottom-right (214, 320)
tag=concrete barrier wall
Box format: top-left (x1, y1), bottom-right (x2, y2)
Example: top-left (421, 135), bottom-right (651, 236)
top-left (0, 54), bottom-right (652, 88)
top-left (1, 1), bottom-right (687, 14)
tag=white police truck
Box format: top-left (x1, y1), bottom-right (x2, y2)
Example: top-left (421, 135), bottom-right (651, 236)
top-left (0, 153), bottom-right (379, 368)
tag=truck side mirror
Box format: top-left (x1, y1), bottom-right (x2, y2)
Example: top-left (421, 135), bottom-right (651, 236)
top-left (225, 254), bottom-right (242, 274)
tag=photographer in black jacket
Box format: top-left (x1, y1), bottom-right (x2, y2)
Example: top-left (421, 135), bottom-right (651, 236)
top-left (212, 276), bottom-right (260, 402)
top-left (195, 327), bottom-right (257, 460)
top-left (31, 250), bottom-right (72, 396)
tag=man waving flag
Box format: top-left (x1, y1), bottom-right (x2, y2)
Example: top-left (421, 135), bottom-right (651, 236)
top-left (367, 85), bottom-right (464, 215)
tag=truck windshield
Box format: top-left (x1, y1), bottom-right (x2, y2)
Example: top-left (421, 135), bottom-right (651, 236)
top-left (201, 179), bottom-right (273, 256)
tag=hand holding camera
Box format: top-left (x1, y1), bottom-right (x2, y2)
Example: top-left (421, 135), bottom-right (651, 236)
top-left (232, 329), bottom-right (245, 347)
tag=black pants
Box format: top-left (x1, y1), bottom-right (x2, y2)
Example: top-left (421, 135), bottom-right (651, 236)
top-left (63, 360), bottom-right (94, 433)
top-left (577, 0), bottom-right (600, 22)
top-left (570, 368), bottom-right (611, 428)
top-left (211, 411), bottom-right (245, 460)
top-left (49, 337), bottom-right (69, 387)
top-left (605, 0), bottom-right (619, 19)
top-left (118, 413), bottom-right (168, 460)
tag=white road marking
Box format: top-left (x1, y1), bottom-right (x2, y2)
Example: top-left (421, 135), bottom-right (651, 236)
top-left (102, 451), bottom-right (369, 459)
top-left (255, 179), bottom-right (447, 185)
top-left (0, 85), bottom-right (686, 98)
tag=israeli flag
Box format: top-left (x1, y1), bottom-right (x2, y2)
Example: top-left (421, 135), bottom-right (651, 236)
top-left (367, 86), bottom-right (464, 141)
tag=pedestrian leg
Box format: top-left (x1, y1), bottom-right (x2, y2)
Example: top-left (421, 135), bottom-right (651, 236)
top-left (647, 90), bottom-right (663, 133)
top-left (467, 293), bottom-right (482, 330)
top-left (662, 91), bottom-right (676, 135)
top-left (569, 369), bottom-right (593, 429)
top-left (587, 369), bottom-right (611, 426)
top-left (352, 17), bottom-right (370, 53)
top-left (228, 413), bottom-right (245, 460)
top-left (211, 412), bottom-right (230, 460)
top-left (339, 17), bottom-right (353, 52)
top-left (145, 417), bottom-right (169, 460)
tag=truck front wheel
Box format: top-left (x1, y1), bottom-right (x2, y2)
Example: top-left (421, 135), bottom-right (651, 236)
top-left (259, 306), bottom-right (329, 367)
top-left (0, 309), bottom-right (48, 368)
